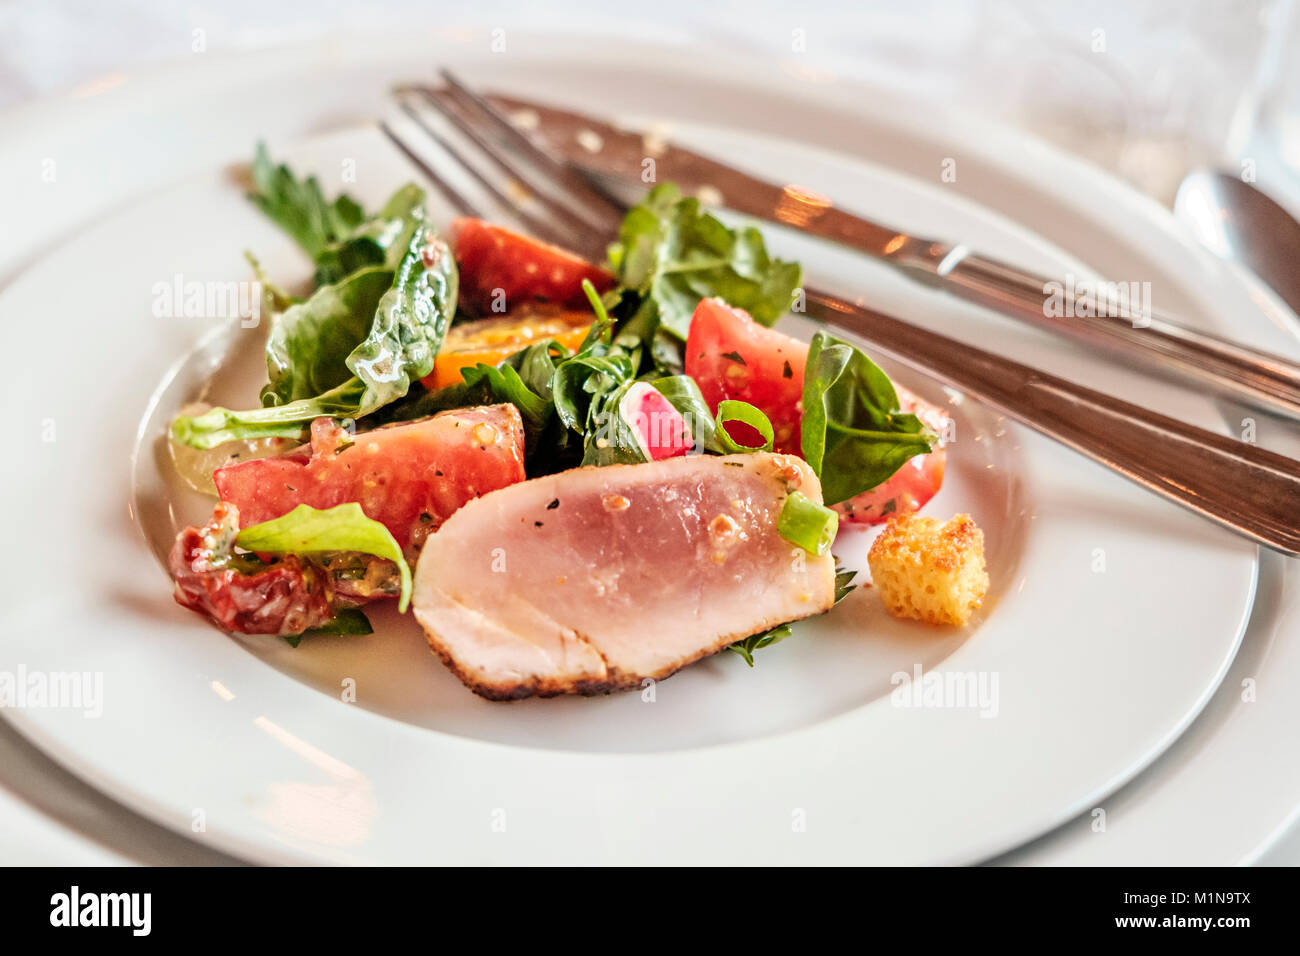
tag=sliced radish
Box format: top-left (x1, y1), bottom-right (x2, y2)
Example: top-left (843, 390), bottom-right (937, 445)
top-left (619, 382), bottom-right (692, 461)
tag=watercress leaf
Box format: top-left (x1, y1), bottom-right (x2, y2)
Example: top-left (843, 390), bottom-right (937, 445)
top-left (236, 502), bottom-right (413, 612)
top-left (607, 182), bottom-right (802, 339)
top-left (261, 266), bottom-right (395, 406)
top-left (801, 331), bottom-right (936, 505)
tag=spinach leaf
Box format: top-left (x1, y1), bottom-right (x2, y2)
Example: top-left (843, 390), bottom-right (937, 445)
top-left (172, 212), bottom-right (457, 449)
top-left (236, 502), bottom-right (412, 612)
top-left (248, 142), bottom-right (366, 260)
top-left (346, 210), bottom-right (457, 416)
top-left (261, 267), bottom-right (395, 406)
top-left (313, 183), bottom-right (426, 286)
top-left (607, 182), bottom-right (802, 338)
top-left (801, 331), bottom-right (936, 505)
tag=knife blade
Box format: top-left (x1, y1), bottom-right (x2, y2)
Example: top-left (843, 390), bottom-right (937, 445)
top-left (484, 92), bottom-right (1300, 421)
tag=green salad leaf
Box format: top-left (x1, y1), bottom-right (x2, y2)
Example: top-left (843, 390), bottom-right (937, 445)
top-left (287, 607), bottom-right (375, 647)
top-left (346, 209), bottom-right (457, 415)
top-left (236, 503), bottom-right (413, 612)
top-left (261, 267), bottom-right (395, 406)
top-left (173, 209), bottom-right (457, 448)
top-left (249, 142), bottom-right (367, 261)
top-left (313, 183), bottom-right (426, 286)
top-left (728, 623), bottom-right (794, 667)
top-left (801, 331), bottom-right (936, 505)
top-left (834, 567), bottom-right (857, 604)
top-left (607, 182), bottom-right (802, 338)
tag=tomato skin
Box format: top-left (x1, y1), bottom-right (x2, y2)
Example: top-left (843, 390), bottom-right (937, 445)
top-left (452, 218), bottom-right (614, 315)
top-left (213, 405), bottom-right (526, 549)
top-left (684, 297), bottom-right (948, 522)
top-left (684, 298), bottom-right (808, 454)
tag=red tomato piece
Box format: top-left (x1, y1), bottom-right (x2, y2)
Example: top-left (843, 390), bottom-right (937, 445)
top-left (451, 218), bottom-right (614, 315)
top-left (683, 296), bottom-right (948, 523)
top-left (684, 297), bottom-right (808, 454)
top-left (169, 502), bottom-right (338, 635)
top-left (213, 405), bottom-right (526, 550)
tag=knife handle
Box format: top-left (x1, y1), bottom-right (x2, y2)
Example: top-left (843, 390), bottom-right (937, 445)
top-left (805, 287), bottom-right (1300, 555)
top-left (907, 245), bottom-right (1300, 421)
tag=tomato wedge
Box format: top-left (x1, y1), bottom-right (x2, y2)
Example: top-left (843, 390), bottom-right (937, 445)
top-left (452, 218), bottom-right (614, 315)
top-left (685, 297), bottom-right (807, 454)
top-left (421, 307), bottom-right (593, 390)
top-left (213, 405), bottom-right (526, 550)
top-left (684, 296), bottom-right (948, 524)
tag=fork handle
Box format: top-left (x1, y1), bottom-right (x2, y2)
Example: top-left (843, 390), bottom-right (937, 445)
top-left (805, 287), bottom-right (1300, 555)
top-left (900, 245), bottom-right (1300, 421)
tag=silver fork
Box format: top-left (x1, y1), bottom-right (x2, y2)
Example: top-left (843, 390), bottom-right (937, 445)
top-left (380, 75), bottom-right (1300, 555)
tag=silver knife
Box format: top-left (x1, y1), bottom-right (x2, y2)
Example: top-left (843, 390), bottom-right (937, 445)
top-left (488, 93), bottom-right (1300, 422)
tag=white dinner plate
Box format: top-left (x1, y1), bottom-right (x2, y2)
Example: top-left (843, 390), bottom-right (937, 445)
top-left (0, 34), bottom-right (1275, 865)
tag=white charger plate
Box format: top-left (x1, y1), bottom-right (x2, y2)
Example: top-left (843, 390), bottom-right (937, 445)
top-left (0, 34), bottom-right (1277, 864)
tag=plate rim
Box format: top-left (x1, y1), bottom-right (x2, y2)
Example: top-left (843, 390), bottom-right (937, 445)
top-left (0, 31), bottom-right (1266, 865)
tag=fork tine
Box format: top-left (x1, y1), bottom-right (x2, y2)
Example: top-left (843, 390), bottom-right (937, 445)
top-left (437, 70), bottom-right (628, 231)
top-left (393, 100), bottom-right (580, 251)
top-left (378, 120), bottom-right (484, 219)
top-left (413, 87), bottom-right (606, 250)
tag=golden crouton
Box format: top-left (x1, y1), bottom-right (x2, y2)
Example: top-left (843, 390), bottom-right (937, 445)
top-left (868, 513), bottom-right (988, 626)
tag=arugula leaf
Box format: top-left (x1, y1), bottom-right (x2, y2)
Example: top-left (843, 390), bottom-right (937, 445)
top-left (606, 182), bottom-right (802, 338)
top-left (236, 503), bottom-right (413, 612)
top-left (728, 623), bottom-right (794, 667)
top-left (261, 267), bottom-right (395, 406)
top-left (248, 142), bottom-right (367, 260)
top-left (801, 331), bottom-right (936, 505)
top-left (172, 211), bottom-right (457, 448)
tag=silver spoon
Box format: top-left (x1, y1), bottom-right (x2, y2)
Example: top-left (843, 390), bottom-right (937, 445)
top-left (1174, 170), bottom-right (1300, 323)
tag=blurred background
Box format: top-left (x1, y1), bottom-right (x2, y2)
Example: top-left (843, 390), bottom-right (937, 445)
top-left (2, 0), bottom-right (1297, 205)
